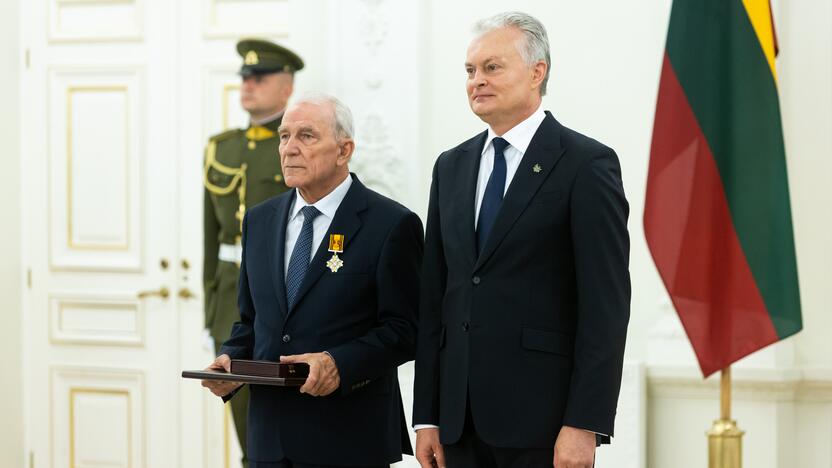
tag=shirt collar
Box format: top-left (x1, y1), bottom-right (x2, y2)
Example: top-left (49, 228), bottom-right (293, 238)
top-left (482, 104), bottom-right (546, 156)
top-left (289, 174), bottom-right (353, 221)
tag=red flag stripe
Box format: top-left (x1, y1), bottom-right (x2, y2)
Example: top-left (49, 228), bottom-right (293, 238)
top-left (644, 54), bottom-right (780, 376)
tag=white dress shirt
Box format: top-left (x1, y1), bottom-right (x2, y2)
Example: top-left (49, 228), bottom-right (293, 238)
top-left (473, 104), bottom-right (547, 227)
top-left (284, 175), bottom-right (353, 276)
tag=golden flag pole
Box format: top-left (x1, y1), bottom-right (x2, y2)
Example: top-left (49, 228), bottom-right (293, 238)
top-left (707, 365), bottom-right (745, 468)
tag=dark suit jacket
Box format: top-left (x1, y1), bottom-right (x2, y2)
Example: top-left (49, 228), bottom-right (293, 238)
top-left (221, 175), bottom-right (423, 465)
top-left (413, 112), bottom-right (630, 448)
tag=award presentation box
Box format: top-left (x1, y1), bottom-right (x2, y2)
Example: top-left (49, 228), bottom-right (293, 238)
top-left (181, 360), bottom-right (309, 386)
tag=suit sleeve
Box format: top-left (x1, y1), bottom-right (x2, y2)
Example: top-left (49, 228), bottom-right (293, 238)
top-left (563, 148), bottom-right (631, 437)
top-left (218, 212), bottom-right (255, 360)
top-left (412, 159), bottom-right (447, 426)
top-left (327, 211), bottom-right (424, 395)
top-left (203, 149), bottom-right (220, 329)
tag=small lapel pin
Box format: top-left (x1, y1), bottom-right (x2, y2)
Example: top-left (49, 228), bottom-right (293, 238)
top-left (533, 164), bottom-right (542, 173)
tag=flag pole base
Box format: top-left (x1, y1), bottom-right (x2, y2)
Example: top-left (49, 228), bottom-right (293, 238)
top-left (707, 418), bottom-right (744, 468)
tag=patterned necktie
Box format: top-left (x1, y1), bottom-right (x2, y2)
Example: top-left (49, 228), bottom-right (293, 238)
top-left (286, 205), bottom-right (321, 308)
top-left (476, 137), bottom-right (509, 253)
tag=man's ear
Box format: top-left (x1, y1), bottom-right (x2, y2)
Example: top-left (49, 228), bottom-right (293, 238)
top-left (336, 139), bottom-right (355, 166)
top-left (280, 75), bottom-right (295, 100)
top-left (531, 60), bottom-right (548, 90)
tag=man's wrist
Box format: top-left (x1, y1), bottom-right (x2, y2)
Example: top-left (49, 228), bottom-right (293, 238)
top-left (414, 424), bottom-right (439, 432)
top-left (322, 351), bottom-right (337, 367)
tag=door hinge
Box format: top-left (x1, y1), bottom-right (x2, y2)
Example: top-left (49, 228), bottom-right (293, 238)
top-left (25, 49), bottom-right (30, 69)
top-left (27, 268), bottom-right (32, 289)
top-left (29, 451), bottom-right (34, 468)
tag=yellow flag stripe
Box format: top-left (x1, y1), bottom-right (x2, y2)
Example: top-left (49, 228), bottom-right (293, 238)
top-left (741, 0), bottom-right (778, 82)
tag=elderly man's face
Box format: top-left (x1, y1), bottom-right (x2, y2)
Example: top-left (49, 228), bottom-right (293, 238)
top-left (278, 102), bottom-right (351, 199)
top-left (465, 27), bottom-right (543, 127)
top-left (240, 72), bottom-right (294, 118)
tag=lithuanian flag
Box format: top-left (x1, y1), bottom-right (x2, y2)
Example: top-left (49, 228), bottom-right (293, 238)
top-left (644, 0), bottom-right (802, 377)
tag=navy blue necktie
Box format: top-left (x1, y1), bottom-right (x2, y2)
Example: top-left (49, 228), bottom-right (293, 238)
top-left (477, 137), bottom-right (509, 253)
top-left (286, 205), bottom-right (321, 308)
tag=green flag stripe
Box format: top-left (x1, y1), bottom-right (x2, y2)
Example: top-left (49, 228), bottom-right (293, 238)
top-left (665, 0), bottom-right (801, 337)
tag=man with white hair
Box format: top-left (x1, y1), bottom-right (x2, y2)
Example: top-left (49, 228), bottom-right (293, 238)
top-left (203, 93), bottom-right (423, 468)
top-left (413, 11), bottom-right (630, 468)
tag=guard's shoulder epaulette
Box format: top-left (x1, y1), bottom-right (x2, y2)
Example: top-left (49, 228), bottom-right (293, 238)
top-left (209, 128), bottom-right (243, 143)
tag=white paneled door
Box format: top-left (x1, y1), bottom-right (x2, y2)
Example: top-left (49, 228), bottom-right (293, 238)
top-left (19, 0), bottom-right (310, 466)
top-left (23, 0), bottom-right (190, 465)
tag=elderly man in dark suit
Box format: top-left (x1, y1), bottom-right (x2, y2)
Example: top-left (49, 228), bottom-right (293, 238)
top-left (203, 93), bottom-right (423, 468)
top-left (413, 11), bottom-right (631, 468)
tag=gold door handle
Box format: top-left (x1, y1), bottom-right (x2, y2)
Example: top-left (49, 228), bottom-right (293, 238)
top-left (178, 287), bottom-right (196, 299)
top-left (137, 286), bottom-right (170, 299)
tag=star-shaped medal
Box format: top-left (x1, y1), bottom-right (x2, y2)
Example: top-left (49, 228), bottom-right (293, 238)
top-left (533, 163), bottom-right (542, 173)
top-left (326, 253), bottom-right (344, 273)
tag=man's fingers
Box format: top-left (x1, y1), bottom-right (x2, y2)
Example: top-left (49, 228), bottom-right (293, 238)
top-left (279, 353), bottom-right (307, 364)
top-left (286, 353), bottom-right (339, 396)
top-left (310, 373), bottom-right (335, 396)
top-left (312, 363), bottom-right (335, 395)
top-left (306, 365), bottom-right (325, 395)
top-left (432, 441), bottom-right (446, 468)
top-left (202, 380), bottom-right (235, 397)
top-left (415, 429), bottom-right (444, 468)
top-left (207, 354), bottom-right (231, 372)
top-left (300, 366), bottom-right (320, 394)
top-left (554, 451), bottom-right (594, 468)
top-left (311, 376), bottom-right (330, 396)
top-left (415, 449), bottom-right (434, 468)
top-left (300, 354), bottom-right (327, 395)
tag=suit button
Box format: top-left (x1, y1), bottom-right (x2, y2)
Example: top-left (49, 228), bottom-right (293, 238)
top-left (472, 276), bottom-right (481, 285)
top-left (462, 322), bottom-right (469, 332)
top-left (282, 334), bottom-right (291, 343)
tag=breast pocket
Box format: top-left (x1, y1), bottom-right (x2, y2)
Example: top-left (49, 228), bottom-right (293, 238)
top-left (205, 166), bottom-right (239, 194)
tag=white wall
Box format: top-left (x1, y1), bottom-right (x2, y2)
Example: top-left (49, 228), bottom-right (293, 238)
top-left (0, 0), bottom-right (24, 465)
top-left (778, 0), bottom-right (832, 371)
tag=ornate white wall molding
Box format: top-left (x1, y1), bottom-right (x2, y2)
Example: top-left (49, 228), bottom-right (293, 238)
top-left (202, 0), bottom-right (289, 39)
top-left (648, 365), bottom-right (832, 403)
top-left (49, 292), bottom-right (144, 347)
top-left (48, 66), bottom-right (144, 272)
top-left (326, 0), bottom-right (422, 209)
top-left (49, 0), bottom-right (144, 42)
top-left (50, 366), bottom-right (145, 468)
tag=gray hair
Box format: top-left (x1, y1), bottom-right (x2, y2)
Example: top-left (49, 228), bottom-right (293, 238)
top-left (290, 92), bottom-right (355, 140)
top-left (473, 12), bottom-right (551, 96)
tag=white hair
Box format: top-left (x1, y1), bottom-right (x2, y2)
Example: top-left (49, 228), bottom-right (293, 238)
top-left (473, 11), bottom-right (551, 96)
top-left (290, 92), bottom-right (355, 140)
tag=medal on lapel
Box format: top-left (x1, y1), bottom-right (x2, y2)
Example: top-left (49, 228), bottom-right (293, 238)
top-left (326, 234), bottom-right (345, 273)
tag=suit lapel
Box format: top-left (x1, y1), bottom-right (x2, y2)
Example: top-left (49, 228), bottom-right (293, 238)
top-left (474, 113), bottom-right (566, 271)
top-left (287, 175), bottom-right (367, 315)
top-left (267, 192), bottom-right (294, 319)
top-left (455, 131), bottom-right (488, 266)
